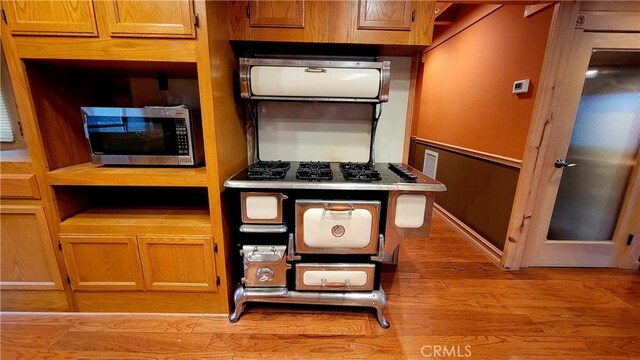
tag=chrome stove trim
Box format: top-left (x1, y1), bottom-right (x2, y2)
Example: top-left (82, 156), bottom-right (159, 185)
top-left (225, 179), bottom-right (446, 192)
top-left (228, 284), bottom-right (390, 329)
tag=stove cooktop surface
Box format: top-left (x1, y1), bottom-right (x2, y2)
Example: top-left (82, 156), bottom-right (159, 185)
top-left (226, 161), bottom-right (446, 192)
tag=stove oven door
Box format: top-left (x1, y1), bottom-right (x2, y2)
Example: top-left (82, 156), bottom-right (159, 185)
top-left (295, 200), bottom-right (380, 254)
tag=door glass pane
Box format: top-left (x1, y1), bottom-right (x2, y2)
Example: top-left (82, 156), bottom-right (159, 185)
top-left (548, 51), bottom-right (640, 241)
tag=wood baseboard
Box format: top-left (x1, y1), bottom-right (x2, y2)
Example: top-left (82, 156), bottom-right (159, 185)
top-left (74, 291), bottom-right (229, 314)
top-left (433, 203), bottom-right (503, 266)
top-left (1, 290), bottom-right (71, 312)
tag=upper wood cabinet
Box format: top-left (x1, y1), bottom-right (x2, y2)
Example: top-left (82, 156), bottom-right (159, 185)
top-left (358, 0), bottom-right (413, 30)
top-left (137, 235), bottom-right (216, 292)
top-left (99, 0), bottom-right (196, 38)
top-left (0, 205), bottom-right (64, 290)
top-left (60, 234), bottom-right (145, 291)
top-left (2, 0), bottom-right (98, 36)
top-left (249, 0), bottom-right (305, 28)
top-left (1, 0), bottom-right (196, 38)
top-left (228, 0), bottom-right (436, 45)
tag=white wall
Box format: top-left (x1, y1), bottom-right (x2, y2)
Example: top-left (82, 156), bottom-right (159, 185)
top-left (258, 56), bottom-right (411, 163)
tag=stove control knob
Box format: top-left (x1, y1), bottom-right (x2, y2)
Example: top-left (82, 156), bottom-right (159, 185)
top-left (256, 267), bottom-right (275, 282)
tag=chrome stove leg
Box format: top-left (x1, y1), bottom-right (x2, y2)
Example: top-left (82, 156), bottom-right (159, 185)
top-left (373, 287), bottom-right (390, 329)
top-left (228, 285), bottom-right (247, 323)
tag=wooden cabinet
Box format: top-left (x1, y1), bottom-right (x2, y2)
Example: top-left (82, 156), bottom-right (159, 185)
top-left (59, 234), bottom-right (217, 293)
top-left (60, 234), bottom-right (145, 291)
top-left (0, 205), bottom-right (63, 290)
top-left (228, 0), bottom-right (436, 45)
top-left (1, 0), bottom-right (195, 38)
top-left (1, 0), bottom-right (98, 36)
top-left (249, 0), bottom-right (305, 28)
top-left (99, 0), bottom-right (196, 38)
top-left (358, 0), bottom-right (413, 30)
top-left (138, 235), bottom-right (216, 292)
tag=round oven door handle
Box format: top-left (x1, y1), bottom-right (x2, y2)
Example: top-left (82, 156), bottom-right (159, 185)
top-left (256, 267), bottom-right (275, 282)
top-left (331, 225), bottom-right (346, 237)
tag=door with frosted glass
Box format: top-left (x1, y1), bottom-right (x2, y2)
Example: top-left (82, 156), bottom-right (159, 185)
top-left (527, 32), bottom-right (640, 267)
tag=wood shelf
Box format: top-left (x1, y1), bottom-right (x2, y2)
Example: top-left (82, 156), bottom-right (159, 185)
top-left (46, 162), bottom-right (208, 187)
top-left (59, 207), bottom-right (211, 235)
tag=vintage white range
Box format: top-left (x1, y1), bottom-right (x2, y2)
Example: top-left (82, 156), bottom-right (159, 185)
top-left (224, 58), bottom-right (446, 328)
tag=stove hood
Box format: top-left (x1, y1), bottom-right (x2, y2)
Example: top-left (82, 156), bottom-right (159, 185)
top-left (239, 58), bottom-right (390, 103)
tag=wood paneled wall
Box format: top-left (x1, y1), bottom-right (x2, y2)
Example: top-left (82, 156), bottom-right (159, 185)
top-left (410, 140), bottom-right (519, 250)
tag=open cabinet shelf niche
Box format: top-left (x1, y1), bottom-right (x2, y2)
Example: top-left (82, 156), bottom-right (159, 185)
top-left (24, 59), bottom-right (204, 187)
top-left (54, 186), bottom-right (211, 236)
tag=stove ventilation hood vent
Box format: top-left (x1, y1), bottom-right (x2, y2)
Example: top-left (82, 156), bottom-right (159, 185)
top-left (240, 58), bottom-right (390, 103)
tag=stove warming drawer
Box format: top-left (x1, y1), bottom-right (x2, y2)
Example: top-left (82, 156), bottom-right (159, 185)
top-left (295, 263), bottom-right (375, 291)
top-left (295, 200), bottom-right (380, 254)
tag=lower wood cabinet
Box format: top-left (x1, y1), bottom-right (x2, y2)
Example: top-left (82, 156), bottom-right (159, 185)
top-left (138, 235), bottom-right (217, 292)
top-left (0, 205), bottom-right (63, 290)
top-left (59, 234), bottom-right (216, 293)
top-left (60, 235), bottom-right (145, 291)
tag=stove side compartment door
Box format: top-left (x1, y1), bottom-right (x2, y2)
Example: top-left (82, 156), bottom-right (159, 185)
top-left (295, 200), bottom-right (380, 254)
top-left (241, 192), bottom-right (288, 224)
top-left (383, 191), bottom-right (435, 263)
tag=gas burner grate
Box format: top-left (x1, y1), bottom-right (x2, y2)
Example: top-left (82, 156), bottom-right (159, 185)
top-left (247, 161), bottom-right (290, 180)
top-left (388, 163), bottom-right (417, 183)
top-left (297, 162), bottom-right (333, 181)
top-left (339, 162), bottom-right (382, 182)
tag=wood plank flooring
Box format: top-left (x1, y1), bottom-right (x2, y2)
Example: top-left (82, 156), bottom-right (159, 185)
top-left (2, 215), bottom-right (639, 359)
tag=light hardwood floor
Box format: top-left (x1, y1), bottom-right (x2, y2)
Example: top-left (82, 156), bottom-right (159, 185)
top-left (1, 215), bottom-right (639, 359)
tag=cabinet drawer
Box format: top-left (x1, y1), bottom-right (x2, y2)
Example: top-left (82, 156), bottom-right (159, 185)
top-left (0, 174), bottom-right (40, 199)
top-left (295, 263), bottom-right (375, 291)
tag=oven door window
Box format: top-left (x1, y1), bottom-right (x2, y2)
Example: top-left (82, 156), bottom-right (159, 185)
top-left (86, 116), bottom-right (183, 156)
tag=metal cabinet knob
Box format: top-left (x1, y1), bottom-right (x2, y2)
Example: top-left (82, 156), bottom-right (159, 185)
top-left (256, 267), bottom-right (275, 282)
top-left (554, 159), bottom-right (578, 168)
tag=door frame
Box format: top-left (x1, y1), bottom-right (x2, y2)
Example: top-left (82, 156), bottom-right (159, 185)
top-left (524, 31), bottom-right (640, 267)
top-left (502, 2), bottom-right (640, 270)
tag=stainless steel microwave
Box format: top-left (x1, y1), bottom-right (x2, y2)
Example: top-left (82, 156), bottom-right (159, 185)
top-left (81, 107), bottom-right (204, 166)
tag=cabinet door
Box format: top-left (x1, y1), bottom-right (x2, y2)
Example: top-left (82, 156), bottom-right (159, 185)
top-left (138, 235), bottom-right (216, 292)
top-left (101, 0), bottom-right (196, 38)
top-left (0, 205), bottom-right (63, 290)
top-left (249, 0), bottom-right (305, 28)
top-left (2, 0), bottom-right (98, 36)
top-left (60, 234), bottom-right (144, 291)
top-left (358, 0), bottom-right (413, 30)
